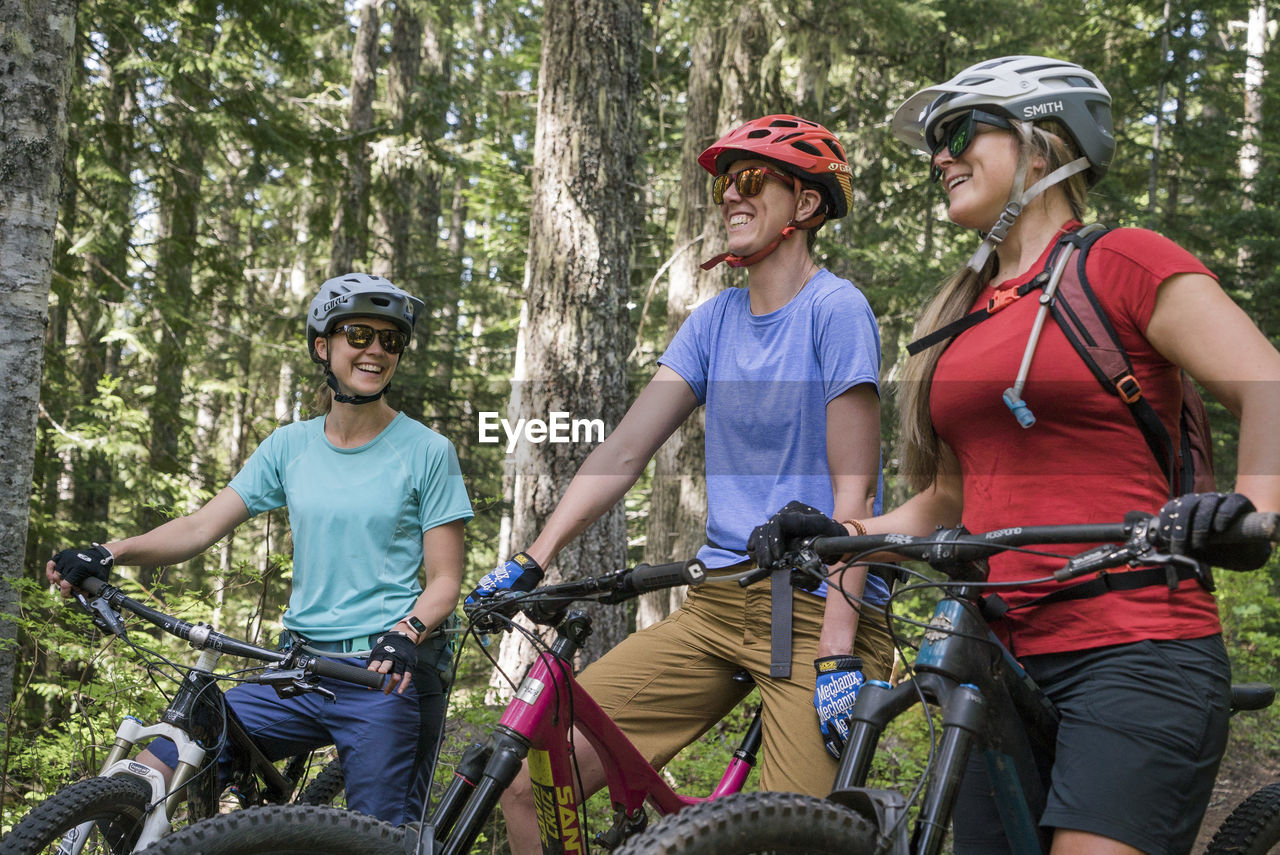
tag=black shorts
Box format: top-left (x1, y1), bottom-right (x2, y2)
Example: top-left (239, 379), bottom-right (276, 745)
top-left (953, 635), bottom-right (1231, 855)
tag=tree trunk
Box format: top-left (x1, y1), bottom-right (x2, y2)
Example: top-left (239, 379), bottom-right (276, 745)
top-left (0, 0), bottom-right (79, 736)
top-left (139, 26), bottom-right (210, 596)
top-left (329, 0), bottom-right (380, 277)
top-left (491, 0), bottom-right (641, 685)
top-left (636, 10), bottom-right (768, 627)
top-left (637, 25), bottom-right (727, 628)
top-left (1239, 0), bottom-right (1266, 198)
top-left (74, 17), bottom-right (134, 527)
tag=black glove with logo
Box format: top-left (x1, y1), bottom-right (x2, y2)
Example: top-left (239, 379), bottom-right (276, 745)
top-left (51, 544), bottom-right (114, 589)
top-left (747, 501), bottom-right (846, 570)
top-left (369, 631), bottom-right (417, 693)
top-left (1157, 492), bottom-right (1272, 571)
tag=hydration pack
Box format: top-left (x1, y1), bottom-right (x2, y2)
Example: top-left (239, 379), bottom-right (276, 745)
top-left (908, 223), bottom-right (1215, 499)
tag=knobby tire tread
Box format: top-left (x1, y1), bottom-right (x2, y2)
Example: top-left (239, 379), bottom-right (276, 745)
top-left (1206, 782), bottom-right (1280, 855)
top-left (135, 804), bottom-right (404, 855)
top-left (612, 791), bottom-right (881, 855)
top-left (293, 760), bottom-right (344, 806)
top-left (0, 776), bottom-right (152, 855)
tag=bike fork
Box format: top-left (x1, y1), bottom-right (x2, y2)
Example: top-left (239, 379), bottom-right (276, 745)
top-left (436, 730), bottom-right (529, 855)
top-left (415, 740), bottom-right (492, 851)
top-left (912, 684), bottom-right (985, 855)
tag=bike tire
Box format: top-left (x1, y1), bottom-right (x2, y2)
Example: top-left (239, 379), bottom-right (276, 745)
top-left (1206, 781), bottom-right (1280, 855)
top-left (293, 760), bottom-right (344, 806)
top-left (612, 791), bottom-right (881, 855)
top-left (135, 805), bottom-right (404, 855)
top-left (0, 775), bottom-right (152, 855)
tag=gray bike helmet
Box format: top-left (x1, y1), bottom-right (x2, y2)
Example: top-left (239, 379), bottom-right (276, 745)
top-left (891, 55), bottom-right (1114, 186)
top-left (306, 273), bottom-right (425, 365)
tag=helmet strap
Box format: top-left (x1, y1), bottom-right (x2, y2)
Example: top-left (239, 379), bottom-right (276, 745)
top-left (966, 124), bottom-right (1092, 272)
top-left (325, 369), bottom-right (387, 405)
top-left (701, 182), bottom-right (827, 270)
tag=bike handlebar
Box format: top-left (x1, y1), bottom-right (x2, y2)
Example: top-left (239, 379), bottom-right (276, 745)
top-left (76, 577), bottom-right (385, 690)
top-left (467, 559), bottom-right (708, 628)
top-left (803, 511), bottom-right (1280, 583)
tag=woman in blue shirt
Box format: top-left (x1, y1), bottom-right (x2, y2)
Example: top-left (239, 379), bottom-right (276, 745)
top-left (49, 273), bottom-right (473, 825)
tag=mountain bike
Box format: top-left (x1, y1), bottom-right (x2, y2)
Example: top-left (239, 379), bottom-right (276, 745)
top-left (606, 510), bottom-right (1280, 855)
top-left (0, 576), bottom-right (384, 855)
top-left (138, 558), bottom-right (773, 855)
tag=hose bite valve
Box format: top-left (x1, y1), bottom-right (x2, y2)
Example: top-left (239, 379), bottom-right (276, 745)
top-left (1002, 389), bottom-right (1036, 428)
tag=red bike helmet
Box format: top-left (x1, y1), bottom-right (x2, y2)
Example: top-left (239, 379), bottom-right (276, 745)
top-left (698, 115), bottom-right (853, 220)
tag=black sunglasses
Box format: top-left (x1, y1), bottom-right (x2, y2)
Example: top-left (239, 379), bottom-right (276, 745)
top-left (711, 166), bottom-right (795, 205)
top-left (929, 109), bottom-right (1014, 183)
top-left (331, 323), bottom-right (408, 355)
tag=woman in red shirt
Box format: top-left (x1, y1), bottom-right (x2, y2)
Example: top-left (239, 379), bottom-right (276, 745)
top-left (752, 56), bottom-right (1280, 854)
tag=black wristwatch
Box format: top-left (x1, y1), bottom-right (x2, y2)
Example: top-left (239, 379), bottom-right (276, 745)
top-left (399, 615), bottom-right (428, 642)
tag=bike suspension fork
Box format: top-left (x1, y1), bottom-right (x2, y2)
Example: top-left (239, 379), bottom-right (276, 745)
top-left (423, 740), bottom-right (492, 845)
top-left (439, 728), bottom-right (529, 855)
top-left (913, 684), bottom-right (986, 855)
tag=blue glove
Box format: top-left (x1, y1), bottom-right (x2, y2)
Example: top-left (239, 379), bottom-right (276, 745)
top-left (368, 631), bottom-right (417, 694)
top-left (463, 552), bottom-right (544, 632)
top-left (51, 544), bottom-right (114, 589)
top-left (814, 654), bottom-right (865, 760)
top-left (1157, 492), bottom-right (1271, 571)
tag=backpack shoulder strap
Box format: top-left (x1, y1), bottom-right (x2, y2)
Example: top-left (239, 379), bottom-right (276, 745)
top-left (1046, 225), bottom-right (1181, 497)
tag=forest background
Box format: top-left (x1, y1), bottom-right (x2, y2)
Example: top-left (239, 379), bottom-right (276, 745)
top-left (4, 0), bottom-right (1280, 843)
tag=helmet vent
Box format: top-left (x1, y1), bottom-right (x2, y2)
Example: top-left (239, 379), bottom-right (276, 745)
top-left (746, 129), bottom-right (771, 139)
top-left (767, 118), bottom-right (801, 128)
top-left (792, 140), bottom-right (822, 157)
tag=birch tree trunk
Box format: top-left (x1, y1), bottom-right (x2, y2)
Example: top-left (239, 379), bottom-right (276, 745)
top-left (0, 0), bottom-right (79, 734)
top-left (491, 0), bottom-right (641, 684)
top-left (1239, 0), bottom-right (1266, 197)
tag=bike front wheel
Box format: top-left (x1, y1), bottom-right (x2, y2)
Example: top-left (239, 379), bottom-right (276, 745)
top-left (0, 775), bottom-right (152, 855)
top-left (136, 805), bottom-right (405, 855)
top-left (1206, 781), bottom-right (1280, 855)
top-left (612, 791), bottom-right (882, 855)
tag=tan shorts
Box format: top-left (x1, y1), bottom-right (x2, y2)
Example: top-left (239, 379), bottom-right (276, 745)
top-left (576, 570), bottom-right (893, 797)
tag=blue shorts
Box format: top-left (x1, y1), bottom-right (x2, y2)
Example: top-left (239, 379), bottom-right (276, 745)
top-left (952, 635), bottom-right (1231, 855)
top-left (149, 647), bottom-right (447, 826)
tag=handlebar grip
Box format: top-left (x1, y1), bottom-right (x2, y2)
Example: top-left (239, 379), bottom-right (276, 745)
top-left (307, 656), bottom-right (387, 690)
top-left (1232, 511), bottom-right (1280, 542)
top-left (79, 577), bottom-right (106, 596)
top-left (624, 560), bottom-right (707, 594)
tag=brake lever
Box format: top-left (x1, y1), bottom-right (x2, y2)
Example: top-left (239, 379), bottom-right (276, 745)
top-left (257, 667), bottom-right (337, 702)
top-left (789, 546), bottom-right (827, 593)
top-left (75, 592), bottom-right (128, 638)
top-left (739, 544), bottom-right (827, 592)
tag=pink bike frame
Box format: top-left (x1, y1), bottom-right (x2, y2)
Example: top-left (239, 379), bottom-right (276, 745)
top-left (500, 649), bottom-right (756, 852)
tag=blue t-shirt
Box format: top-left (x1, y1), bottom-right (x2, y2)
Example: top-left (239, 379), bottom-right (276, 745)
top-left (658, 269), bottom-right (888, 605)
top-left (229, 412), bottom-right (474, 639)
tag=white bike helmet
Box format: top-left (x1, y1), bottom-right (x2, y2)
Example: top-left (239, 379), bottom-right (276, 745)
top-left (893, 56), bottom-right (1114, 273)
top-left (306, 273), bottom-right (424, 365)
top-left (891, 55), bottom-right (1114, 187)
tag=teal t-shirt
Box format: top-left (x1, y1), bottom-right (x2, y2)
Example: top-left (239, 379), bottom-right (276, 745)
top-left (229, 412), bottom-right (473, 639)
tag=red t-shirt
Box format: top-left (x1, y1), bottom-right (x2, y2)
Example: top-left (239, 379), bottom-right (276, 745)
top-left (930, 222), bottom-right (1222, 657)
